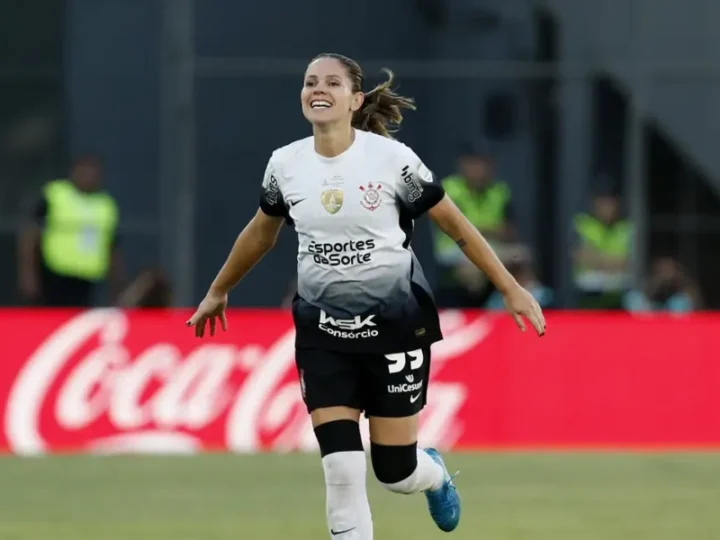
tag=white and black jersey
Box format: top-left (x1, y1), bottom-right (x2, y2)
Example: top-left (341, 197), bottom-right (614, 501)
top-left (259, 130), bottom-right (446, 354)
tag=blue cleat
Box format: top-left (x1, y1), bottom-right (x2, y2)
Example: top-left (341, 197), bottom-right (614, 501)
top-left (423, 448), bottom-right (461, 532)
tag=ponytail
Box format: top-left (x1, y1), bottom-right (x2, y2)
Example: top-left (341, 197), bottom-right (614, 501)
top-left (352, 69), bottom-right (416, 138)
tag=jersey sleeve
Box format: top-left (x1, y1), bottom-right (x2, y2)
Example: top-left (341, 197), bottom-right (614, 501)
top-left (259, 156), bottom-right (289, 219)
top-left (394, 144), bottom-right (445, 218)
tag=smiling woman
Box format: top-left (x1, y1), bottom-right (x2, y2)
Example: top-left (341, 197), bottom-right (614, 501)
top-left (187, 52), bottom-right (545, 540)
top-left (302, 53), bottom-right (416, 141)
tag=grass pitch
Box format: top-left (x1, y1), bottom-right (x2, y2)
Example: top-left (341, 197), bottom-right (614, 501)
top-left (0, 452), bottom-right (718, 539)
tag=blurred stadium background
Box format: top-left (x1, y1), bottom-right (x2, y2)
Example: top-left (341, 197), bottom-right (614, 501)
top-left (2, 0), bottom-right (720, 538)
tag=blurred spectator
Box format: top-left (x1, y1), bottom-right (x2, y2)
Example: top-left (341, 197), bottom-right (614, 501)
top-left (624, 256), bottom-right (700, 313)
top-left (573, 188), bottom-right (631, 309)
top-left (17, 156), bottom-right (124, 307)
top-left (433, 143), bottom-right (518, 307)
top-left (485, 247), bottom-right (554, 310)
top-left (117, 268), bottom-right (173, 308)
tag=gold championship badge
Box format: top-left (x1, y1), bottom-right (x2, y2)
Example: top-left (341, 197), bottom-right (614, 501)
top-left (321, 189), bottom-right (343, 214)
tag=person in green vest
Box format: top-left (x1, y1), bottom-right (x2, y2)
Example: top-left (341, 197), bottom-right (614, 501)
top-left (18, 156), bottom-right (124, 307)
top-left (433, 144), bottom-right (516, 307)
top-left (573, 189), bottom-right (631, 309)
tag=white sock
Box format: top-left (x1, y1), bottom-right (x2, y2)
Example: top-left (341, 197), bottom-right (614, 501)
top-left (322, 451), bottom-right (373, 539)
top-left (381, 449), bottom-right (446, 494)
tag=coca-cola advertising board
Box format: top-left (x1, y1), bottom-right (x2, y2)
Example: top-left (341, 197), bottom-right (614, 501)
top-left (0, 308), bottom-right (718, 455)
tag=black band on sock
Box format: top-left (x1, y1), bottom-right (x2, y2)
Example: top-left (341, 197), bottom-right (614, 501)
top-left (370, 442), bottom-right (418, 484)
top-left (314, 420), bottom-right (363, 457)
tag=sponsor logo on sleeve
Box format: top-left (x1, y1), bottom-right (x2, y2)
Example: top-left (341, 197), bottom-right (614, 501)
top-left (265, 174), bottom-right (280, 205)
top-left (401, 165), bottom-right (423, 202)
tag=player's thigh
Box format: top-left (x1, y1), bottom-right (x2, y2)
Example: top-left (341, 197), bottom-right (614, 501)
top-left (368, 413), bottom-right (420, 445)
top-left (311, 406), bottom-right (361, 428)
top-left (295, 347), bottom-right (363, 428)
top-left (364, 346), bottom-right (432, 445)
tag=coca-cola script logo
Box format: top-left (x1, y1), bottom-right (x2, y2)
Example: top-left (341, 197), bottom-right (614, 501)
top-left (4, 309), bottom-right (492, 455)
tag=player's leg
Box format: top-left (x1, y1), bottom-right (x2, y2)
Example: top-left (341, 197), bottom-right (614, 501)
top-left (296, 348), bottom-right (373, 539)
top-left (365, 347), bottom-right (461, 532)
top-left (369, 415), bottom-right (460, 532)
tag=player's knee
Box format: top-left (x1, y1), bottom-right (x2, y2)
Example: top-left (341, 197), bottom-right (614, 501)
top-left (314, 419), bottom-right (363, 458)
top-left (370, 442), bottom-right (418, 493)
top-left (315, 420), bottom-right (365, 485)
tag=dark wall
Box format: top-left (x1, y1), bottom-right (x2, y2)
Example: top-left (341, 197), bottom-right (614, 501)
top-left (66, 0), bottom-right (162, 282)
top-left (0, 0), bottom-right (67, 306)
top-left (195, 0), bottom-right (433, 59)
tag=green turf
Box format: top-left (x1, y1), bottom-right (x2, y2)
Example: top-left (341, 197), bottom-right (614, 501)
top-left (0, 452), bottom-right (718, 539)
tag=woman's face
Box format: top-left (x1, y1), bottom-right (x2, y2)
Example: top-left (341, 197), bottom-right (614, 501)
top-left (301, 57), bottom-right (363, 127)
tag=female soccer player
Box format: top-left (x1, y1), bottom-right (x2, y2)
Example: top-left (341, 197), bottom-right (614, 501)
top-left (187, 53), bottom-right (546, 538)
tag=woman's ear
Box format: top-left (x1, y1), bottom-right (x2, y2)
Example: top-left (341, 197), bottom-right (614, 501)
top-left (351, 91), bottom-right (365, 113)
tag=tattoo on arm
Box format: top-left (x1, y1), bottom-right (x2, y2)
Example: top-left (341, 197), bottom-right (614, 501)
top-left (456, 238), bottom-right (467, 248)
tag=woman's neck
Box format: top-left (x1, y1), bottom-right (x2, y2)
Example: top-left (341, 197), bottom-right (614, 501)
top-left (313, 123), bottom-right (355, 158)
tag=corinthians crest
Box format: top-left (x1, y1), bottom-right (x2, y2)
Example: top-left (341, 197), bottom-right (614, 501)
top-left (359, 182), bottom-right (383, 211)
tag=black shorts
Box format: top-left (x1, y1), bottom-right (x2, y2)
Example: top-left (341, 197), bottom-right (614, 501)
top-left (295, 346), bottom-right (432, 418)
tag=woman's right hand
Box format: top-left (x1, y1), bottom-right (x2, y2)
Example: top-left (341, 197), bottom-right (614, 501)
top-left (186, 291), bottom-right (228, 338)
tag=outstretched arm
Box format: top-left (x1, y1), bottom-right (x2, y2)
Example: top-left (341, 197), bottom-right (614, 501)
top-left (187, 209), bottom-right (284, 336)
top-left (429, 195), bottom-right (516, 294)
top-left (208, 209), bottom-right (285, 296)
top-left (429, 195), bottom-right (546, 335)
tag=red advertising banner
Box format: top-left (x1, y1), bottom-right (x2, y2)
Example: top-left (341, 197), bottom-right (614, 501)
top-left (0, 308), bottom-right (718, 455)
